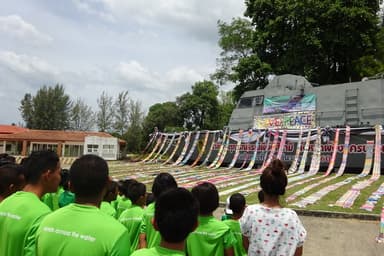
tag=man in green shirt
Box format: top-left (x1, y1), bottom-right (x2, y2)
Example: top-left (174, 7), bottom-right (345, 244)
top-left (119, 181), bottom-right (146, 252)
top-left (187, 182), bottom-right (236, 256)
top-left (116, 179), bottom-right (137, 218)
top-left (100, 180), bottom-right (119, 218)
top-left (132, 187), bottom-right (199, 256)
top-left (0, 150), bottom-right (61, 256)
top-left (36, 154), bottom-right (131, 256)
top-left (222, 193), bottom-right (247, 256)
top-left (0, 163), bottom-right (25, 203)
top-left (139, 172), bottom-right (177, 249)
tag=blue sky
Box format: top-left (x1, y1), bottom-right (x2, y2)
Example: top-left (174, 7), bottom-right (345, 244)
top-left (0, 0), bottom-right (245, 125)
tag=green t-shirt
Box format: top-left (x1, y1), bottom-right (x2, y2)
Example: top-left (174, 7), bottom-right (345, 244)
top-left (42, 187), bottom-right (64, 211)
top-left (119, 204), bottom-right (144, 252)
top-left (131, 245), bottom-right (185, 256)
top-left (222, 219), bottom-right (247, 256)
top-left (0, 191), bottom-right (52, 256)
top-left (187, 216), bottom-right (236, 256)
top-left (58, 190), bottom-right (75, 208)
top-left (36, 203), bottom-right (131, 256)
top-left (139, 202), bottom-right (161, 248)
top-left (116, 197), bottom-right (132, 218)
top-left (111, 195), bottom-right (123, 212)
top-left (100, 201), bottom-right (117, 218)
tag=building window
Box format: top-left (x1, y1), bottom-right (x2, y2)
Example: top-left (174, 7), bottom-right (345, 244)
top-left (31, 143), bottom-right (58, 152)
top-left (238, 97), bottom-right (254, 108)
top-left (87, 144), bottom-right (99, 153)
top-left (64, 144), bottom-right (84, 157)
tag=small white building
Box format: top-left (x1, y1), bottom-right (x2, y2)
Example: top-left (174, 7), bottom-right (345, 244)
top-left (84, 136), bottom-right (119, 160)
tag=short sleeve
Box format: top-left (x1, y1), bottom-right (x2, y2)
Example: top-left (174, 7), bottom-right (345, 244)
top-left (239, 206), bottom-right (253, 238)
top-left (223, 228), bottom-right (237, 249)
top-left (294, 215), bottom-right (307, 247)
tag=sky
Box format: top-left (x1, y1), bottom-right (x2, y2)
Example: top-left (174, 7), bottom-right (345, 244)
top-left (0, 0), bottom-right (245, 125)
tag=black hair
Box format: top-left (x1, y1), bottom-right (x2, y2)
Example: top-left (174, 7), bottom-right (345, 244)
top-left (260, 159), bottom-right (287, 196)
top-left (258, 190), bottom-right (264, 203)
top-left (229, 193), bottom-right (246, 214)
top-left (191, 182), bottom-right (219, 215)
top-left (155, 188), bottom-right (199, 243)
top-left (60, 169), bottom-right (70, 190)
top-left (22, 150), bottom-right (60, 184)
top-left (0, 153), bottom-right (16, 166)
top-left (152, 172), bottom-right (177, 199)
top-left (146, 192), bottom-right (155, 205)
top-left (127, 182), bottom-right (146, 204)
top-left (121, 179), bottom-right (138, 198)
top-left (0, 164), bottom-right (25, 195)
top-left (69, 154), bottom-right (108, 198)
top-left (103, 180), bottom-right (118, 202)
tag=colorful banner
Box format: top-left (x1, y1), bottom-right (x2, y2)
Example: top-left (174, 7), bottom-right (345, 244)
top-left (200, 131), bottom-right (219, 167)
top-left (288, 128), bottom-right (303, 174)
top-left (190, 131), bottom-right (211, 167)
top-left (323, 129), bottom-right (340, 176)
top-left (172, 132), bottom-right (192, 166)
top-left (263, 94), bottom-right (316, 114)
top-left (254, 111), bottom-right (316, 129)
top-left (180, 131), bottom-right (200, 166)
top-left (227, 130), bottom-right (243, 169)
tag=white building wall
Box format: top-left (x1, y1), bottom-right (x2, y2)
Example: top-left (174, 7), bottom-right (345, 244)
top-left (84, 136), bottom-right (119, 160)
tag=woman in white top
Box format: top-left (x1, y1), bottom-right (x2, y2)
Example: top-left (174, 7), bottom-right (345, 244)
top-left (240, 159), bottom-right (306, 256)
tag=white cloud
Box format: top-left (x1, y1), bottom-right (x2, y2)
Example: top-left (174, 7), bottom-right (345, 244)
top-left (72, 0), bottom-right (116, 22)
top-left (0, 15), bottom-right (53, 44)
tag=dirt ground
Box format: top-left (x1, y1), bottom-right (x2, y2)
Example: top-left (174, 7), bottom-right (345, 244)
top-left (214, 208), bottom-right (383, 256)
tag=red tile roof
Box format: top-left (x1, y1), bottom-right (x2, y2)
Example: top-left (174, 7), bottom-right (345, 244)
top-left (0, 125), bottom-right (28, 134)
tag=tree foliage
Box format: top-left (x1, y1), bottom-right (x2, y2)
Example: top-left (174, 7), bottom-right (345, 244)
top-left (124, 99), bottom-right (145, 153)
top-left (114, 91), bottom-right (130, 136)
top-left (69, 98), bottom-right (95, 131)
top-left (96, 91), bottom-right (114, 132)
top-left (19, 84), bottom-right (71, 130)
top-left (245, 0), bottom-right (384, 84)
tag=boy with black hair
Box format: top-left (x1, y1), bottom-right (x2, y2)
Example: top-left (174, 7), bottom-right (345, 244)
top-left (187, 182), bottom-right (236, 256)
top-left (139, 172), bottom-right (178, 249)
top-left (0, 150), bottom-right (61, 256)
top-left (119, 181), bottom-right (147, 251)
top-left (58, 169), bottom-right (75, 208)
top-left (116, 178), bottom-right (137, 218)
top-left (100, 180), bottom-right (119, 218)
top-left (222, 193), bottom-right (247, 256)
top-left (132, 187), bottom-right (199, 256)
top-left (36, 154), bottom-right (131, 256)
top-left (0, 163), bottom-right (25, 202)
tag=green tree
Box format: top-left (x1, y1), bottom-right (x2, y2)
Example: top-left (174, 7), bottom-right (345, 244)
top-left (124, 99), bottom-right (145, 153)
top-left (211, 18), bottom-right (271, 101)
top-left (19, 84), bottom-right (71, 130)
top-left (217, 90), bottom-right (236, 129)
top-left (245, 0), bottom-right (383, 84)
top-left (114, 91), bottom-right (130, 136)
top-left (96, 91), bottom-right (114, 132)
top-left (69, 98), bottom-right (95, 131)
top-left (177, 80), bottom-right (220, 130)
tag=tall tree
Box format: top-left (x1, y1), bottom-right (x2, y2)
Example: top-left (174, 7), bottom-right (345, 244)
top-left (124, 99), bottom-right (145, 153)
top-left (177, 80), bottom-right (220, 130)
top-left (211, 18), bottom-right (271, 101)
top-left (114, 91), bottom-right (130, 136)
top-left (245, 0), bottom-right (383, 84)
top-left (96, 91), bottom-right (114, 132)
top-left (69, 98), bottom-right (95, 131)
top-left (217, 90), bottom-right (236, 129)
top-left (19, 84), bottom-right (71, 130)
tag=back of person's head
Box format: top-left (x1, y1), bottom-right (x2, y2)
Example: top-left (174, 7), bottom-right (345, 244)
top-left (103, 180), bottom-right (118, 202)
top-left (152, 172), bottom-right (177, 199)
top-left (229, 193), bottom-right (246, 215)
top-left (69, 154), bottom-right (108, 198)
top-left (60, 169), bottom-right (70, 190)
top-left (191, 182), bottom-right (219, 215)
top-left (22, 150), bottom-right (60, 184)
top-left (146, 192), bottom-right (155, 206)
top-left (0, 153), bottom-right (16, 166)
top-left (155, 188), bottom-right (199, 243)
top-left (121, 178), bottom-right (138, 198)
top-left (258, 190), bottom-right (264, 203)
top-left (0, 164), bottom-right (25, 199)
top-left (260, 159), bottom-right (287, 196)
top-left (127, 182), bottom-right (146, 205)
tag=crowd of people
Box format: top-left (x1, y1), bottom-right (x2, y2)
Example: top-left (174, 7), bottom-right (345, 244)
top-left (0, 151), bottom-right (306, 256)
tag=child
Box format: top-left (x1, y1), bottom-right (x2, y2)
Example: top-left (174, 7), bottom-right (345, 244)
top-left (132, 187), bottom-right (199, 256)
top-left (187, 182), bottom-right (236, 256)
top-left (58, 169), bottom-right (75, 207)
top-left (0, 163), bottom-right (25, 202)
top-left (116, 178), bottom-right (137, 218)
top-left (139, 172), bottom-right (177, 249)
top-left (100, 180), bottom-right (119, 218)
top-left (119, 182), bottom-right (147, 252)
top-left (222, 193), bottom-right (247, 256)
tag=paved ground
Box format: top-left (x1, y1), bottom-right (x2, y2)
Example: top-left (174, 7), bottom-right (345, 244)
top-left (214, 208), bottom-right (383, 256)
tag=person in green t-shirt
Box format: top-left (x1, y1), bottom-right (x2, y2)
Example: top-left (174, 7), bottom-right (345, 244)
top-left (100, 180), bottom-right (119, 218)
top-left (58, 169), bottom-right (75, 208)
top-left (222, 193), bottom-right (247, 256)
top-left (139, 172), bottom-right (177, 249)
top-left (0, 150), bottom-right (61, 256)
top-left (187, 182), bottom-right (236, 256)
top-left (119, 181), bottom-right (146, 251)
top-left (132, 187), bottom-right (199, 256)
top-left (116, 178), bottom-right (137, 218)
top-left (36, 154), bottom-right (131, 256)
top-left (0, 163), bottom-right (25, 203)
